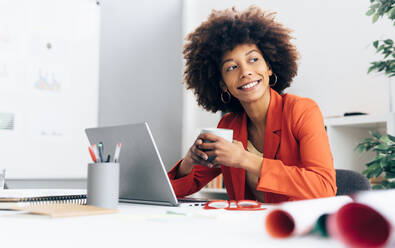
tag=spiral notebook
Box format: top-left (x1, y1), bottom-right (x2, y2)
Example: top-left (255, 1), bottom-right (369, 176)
top-left (0, 189), bottom-right (87, 209)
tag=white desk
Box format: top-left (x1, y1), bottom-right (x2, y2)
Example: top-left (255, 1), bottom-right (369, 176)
top-left (0, 203), bottom-right (344, 248)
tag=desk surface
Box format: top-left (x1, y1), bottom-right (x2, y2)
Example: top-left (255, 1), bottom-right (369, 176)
top-left (0, 203), bottom-right (344, 248)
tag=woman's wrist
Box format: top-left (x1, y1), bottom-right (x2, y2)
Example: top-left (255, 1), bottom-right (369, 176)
top-left (241, 150), bottom-right (263, 177)
top-left (176, 159), bottom-right (193, 178)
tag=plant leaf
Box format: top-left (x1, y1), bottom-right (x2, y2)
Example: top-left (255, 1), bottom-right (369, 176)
top-left (377, 44), bottom-right (385, 53)
top-left (373, 40), bottom-right (379, 48)
top-left (388, 181), bottom-right (395, 189)
top-left (388, 134), bottom-right (395, 142)
top-left (366, 8), bottom-right (375, 16)
top-left (380, 157), bottom-right (389, 168)
top-left (367, 171), bottom-right (377, 179)
top-left (375, 168), bottom-right (383, 177)
top-left (372, 13), bottom-right (380, 23)
top-left (385, 171), bottom-right (395, 178)
top-left (363, 166), bottom-right (375, 177)
top-left (384, 39), bottom-right (393, 45)
top-left (363, 162), bottom-right (381, 178)
top-left (379, 135), bottom-right (391, 143)
top-left (368, 66), bottom-right (377, 74)
top-left (372, 184), bottom-right (384, 190)
top-left (371, 131), bottom-right (382, 139)
top-left (366, 157), bottom-right (383, 166)
top-left (375, 144), bottom-right (390, 151)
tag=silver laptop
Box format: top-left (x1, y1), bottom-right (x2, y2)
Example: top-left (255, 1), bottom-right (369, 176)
top-left (85, 122), bottom-right (207, 207)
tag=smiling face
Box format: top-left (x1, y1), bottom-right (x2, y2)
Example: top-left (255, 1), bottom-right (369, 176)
top-left (220, 43), bottom-right (272, 105)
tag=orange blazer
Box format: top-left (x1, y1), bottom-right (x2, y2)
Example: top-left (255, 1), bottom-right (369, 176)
top-left (168, 89), bottom-right (337, 203)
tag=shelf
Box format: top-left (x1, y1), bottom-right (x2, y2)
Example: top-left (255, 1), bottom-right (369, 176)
top-left (324, 112), bottom-right (395, 173)
top-left (201, 188), bottom-right (226, 193)
top-left (324, 114), bottom-right (392, 128)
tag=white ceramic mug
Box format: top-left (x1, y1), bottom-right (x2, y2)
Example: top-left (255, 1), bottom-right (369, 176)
top-left (200, 128), bottom-right (233, 162)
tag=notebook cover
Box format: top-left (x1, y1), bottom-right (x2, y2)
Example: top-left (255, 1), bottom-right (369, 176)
top-left (13, 204), bottom-right (118, 218)
top-left (0, 189), bottom-right (87, 201)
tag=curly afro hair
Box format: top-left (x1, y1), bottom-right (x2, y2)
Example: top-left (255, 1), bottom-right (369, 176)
top-left (183, 6), bottom-right (299, 113)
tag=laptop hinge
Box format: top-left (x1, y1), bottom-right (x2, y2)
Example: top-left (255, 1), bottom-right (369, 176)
top-left (119, 198), bottom-right (178, 206)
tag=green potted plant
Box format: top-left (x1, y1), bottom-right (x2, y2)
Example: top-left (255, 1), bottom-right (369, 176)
top-left (356, 131), bottom-right (395, 189)
top-left (366, 0), bottom-right (394, 78)
top-left (356, 0), bottom-right (394, 189)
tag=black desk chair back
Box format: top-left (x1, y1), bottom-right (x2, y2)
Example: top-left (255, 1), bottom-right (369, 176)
top-left (335, 169), bottom-right (371, 196)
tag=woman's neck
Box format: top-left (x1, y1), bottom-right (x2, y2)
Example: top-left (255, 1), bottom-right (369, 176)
top-left (241, 89), bottom-right (271, 133)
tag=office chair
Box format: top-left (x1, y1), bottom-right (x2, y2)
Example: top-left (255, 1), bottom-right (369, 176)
top-left (335, 169), bottom-right (371, 196)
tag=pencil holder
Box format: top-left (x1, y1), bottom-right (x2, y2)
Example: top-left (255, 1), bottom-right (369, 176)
top-left (87, 162), bottom-right (120, 209)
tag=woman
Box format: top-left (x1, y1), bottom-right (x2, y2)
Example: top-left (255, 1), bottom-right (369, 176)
top-left (168, 6), bottom-right (337, 203)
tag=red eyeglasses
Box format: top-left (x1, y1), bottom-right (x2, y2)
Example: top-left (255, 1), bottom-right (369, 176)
top-left (204, 200), bottom-right (266, 211)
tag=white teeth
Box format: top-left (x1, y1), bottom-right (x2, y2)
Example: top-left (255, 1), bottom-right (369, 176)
top-left (241, 80), bottom-right (258, 89)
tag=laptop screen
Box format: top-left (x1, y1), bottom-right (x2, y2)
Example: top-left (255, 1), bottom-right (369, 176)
top-left (85, 122), bottom-right (180, 206)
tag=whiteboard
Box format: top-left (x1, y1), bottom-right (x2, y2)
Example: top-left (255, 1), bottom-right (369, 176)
top-left (0, 0), bottom-right (99, 178)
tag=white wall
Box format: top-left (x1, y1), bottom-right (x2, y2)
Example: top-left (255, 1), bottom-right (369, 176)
top-left (181, 0), bottom-right (393, 155)
top-left (99, 0), bottom-right (183, 170)
top-left (2, 0), bottom-right (392, 179)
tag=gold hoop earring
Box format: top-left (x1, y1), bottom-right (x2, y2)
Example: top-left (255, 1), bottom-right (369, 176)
top-left (269, 73), bottom-right (278, 87)
top-left (221, 90), bottom-right (231, 104)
